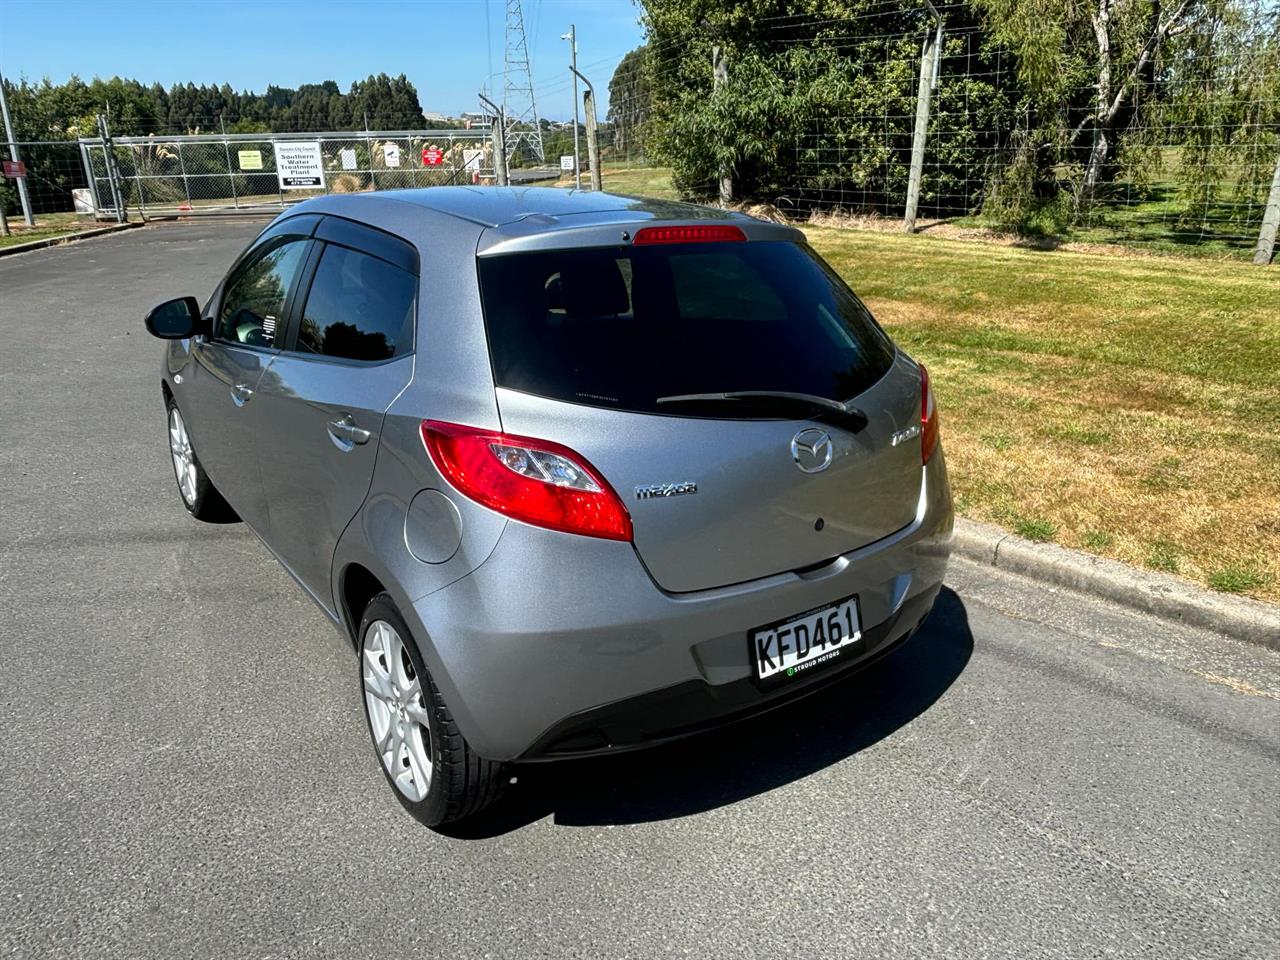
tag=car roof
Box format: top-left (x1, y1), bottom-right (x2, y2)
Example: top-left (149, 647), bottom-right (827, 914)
top-left (335, 186), bottom-right (749, 229)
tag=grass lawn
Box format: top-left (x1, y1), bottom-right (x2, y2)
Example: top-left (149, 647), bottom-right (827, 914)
top-left (594, 164), bottom-right (682, 201)
top-left (0, 212), bottom-right (106, 249)
top-left (805, 226), bottom-right (1279, 601)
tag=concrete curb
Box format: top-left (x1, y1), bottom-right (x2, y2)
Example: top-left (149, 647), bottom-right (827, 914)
top-left (0, 221), bottom-right (141, 257)
top-left (951, 519), bottom-right (1280, 650)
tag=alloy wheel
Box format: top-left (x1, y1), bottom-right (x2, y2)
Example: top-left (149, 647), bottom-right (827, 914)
top-left (168, 407), bottom-right (198, 506)
top-left (362, 620), bottom-right (434, 801)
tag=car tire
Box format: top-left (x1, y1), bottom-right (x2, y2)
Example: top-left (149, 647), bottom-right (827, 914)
top-left (166, 398), bottom-right (238, 523)
top-left (357, 593), bottom-right (508, 827)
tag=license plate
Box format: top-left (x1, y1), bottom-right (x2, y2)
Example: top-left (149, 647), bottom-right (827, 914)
top-left (751, 595), bottom-right (862, 682)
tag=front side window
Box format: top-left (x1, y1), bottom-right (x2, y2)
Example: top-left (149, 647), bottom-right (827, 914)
top-left (295, 244), bottom-right (416, 362)
top-left (217, 239), bottom-right (310, 348)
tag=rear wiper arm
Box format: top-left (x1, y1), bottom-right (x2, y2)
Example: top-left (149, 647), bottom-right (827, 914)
top-left (655, 390), bottom-right (869, 429)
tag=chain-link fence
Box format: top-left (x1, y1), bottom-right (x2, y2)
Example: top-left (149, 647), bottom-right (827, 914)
top-left (570, 0), bottom-right (1279, 261)
top-left (0, 140), bottom-right (96, 219)
top-left (83, 129), bottom-right (499, 217)
top-left (2, 129), bottom-right (503, 221)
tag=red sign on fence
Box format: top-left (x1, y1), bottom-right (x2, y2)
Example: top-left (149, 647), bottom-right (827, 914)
top-left (2, 160), bottom-right (26, 179)
top-left (422, 148), bottom-right (443, 166)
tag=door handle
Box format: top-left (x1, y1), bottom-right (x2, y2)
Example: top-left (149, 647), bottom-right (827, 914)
top-left (327, 414), bottom-right (372, 447)
top-left (230, 382), bottom-right (254, 406)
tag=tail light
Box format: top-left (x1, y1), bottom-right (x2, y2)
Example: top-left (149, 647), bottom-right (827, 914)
top-left (920, 363), bottom-right (940, 464)
top-left (420, 421), bottom-right (633, 542)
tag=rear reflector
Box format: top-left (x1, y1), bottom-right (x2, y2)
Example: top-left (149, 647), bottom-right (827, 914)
top-left (420, 421), bottom-right (633, 542)
top-left (632, 224), bottom-right (747, 245)
top-left (920, 363), bottom-right (940, 463)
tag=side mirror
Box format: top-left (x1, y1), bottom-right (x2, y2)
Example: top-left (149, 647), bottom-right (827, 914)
top-left (144, 296), bottom-right (204, 340)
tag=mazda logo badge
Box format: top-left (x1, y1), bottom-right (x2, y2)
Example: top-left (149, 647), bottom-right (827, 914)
top-left (791, 428), bottom-right (834, 474)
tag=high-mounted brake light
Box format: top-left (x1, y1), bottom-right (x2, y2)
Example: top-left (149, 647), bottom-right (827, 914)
top-left (632, 224), bottom-right (747, 245)
top-left (421, 421), bottom-right (633, 542)
top-left (920, 363), bottom-right (940, 464)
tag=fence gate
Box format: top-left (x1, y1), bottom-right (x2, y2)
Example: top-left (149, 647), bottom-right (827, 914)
top-left (77, 129), bottom-right (497, 218)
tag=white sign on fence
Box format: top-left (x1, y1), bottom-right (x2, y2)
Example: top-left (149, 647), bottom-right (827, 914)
top-left (560, 155), bottom-right (574, 171)
top-left (383, 143), bottom-right (401, 168)
top-left (275, 141), bottom-right (325, 189)
top-left (339, 148), bottom-right (357, 171)
top-left (463, 149), bottom-right (483, 174)
top-left (238, 149), bottom-right (263, 171)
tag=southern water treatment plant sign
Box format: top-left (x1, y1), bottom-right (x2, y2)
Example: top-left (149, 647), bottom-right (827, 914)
top-left (275, 142), bottom-right (325, 189)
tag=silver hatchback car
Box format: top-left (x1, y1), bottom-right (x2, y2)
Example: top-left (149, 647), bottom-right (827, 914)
top-left (145, 188), bottom-right (953, 826)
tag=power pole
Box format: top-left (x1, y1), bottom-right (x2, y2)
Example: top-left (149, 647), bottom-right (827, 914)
top-left (903, 1), bottom-right (943, 233)
top-left (563, 24), bottom-right (581, 188)
top-left (712, 45), bottom-right (731, 204)
top-left (0, 64), bottom-right (35, 225)
top-left (1253, 149), bottom-right (1280, 266)
top-left (503, 0), bottom-right (545, 166)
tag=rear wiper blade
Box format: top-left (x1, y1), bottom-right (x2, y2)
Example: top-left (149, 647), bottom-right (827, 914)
top-left (655, 390), bottom-right (869, 429)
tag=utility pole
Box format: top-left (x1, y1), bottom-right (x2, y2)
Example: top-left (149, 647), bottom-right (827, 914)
top-left (1253, 149), bottom-right (1280, 266)
top-left (478, 93), bottom-right (508, 186)
top-left (712, 45), bottom-right (731, 204)
top-left (0, 64), bottom-right (35, 225)
top-left (563, 24), bottom-right (581, 188)
top-left (903, 1), bottom-right (943, 233)
top-left (571, 66), bottom-right (601, 192)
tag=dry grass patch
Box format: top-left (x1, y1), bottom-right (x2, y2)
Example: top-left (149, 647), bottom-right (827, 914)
top-left (804, 226), bottom-right (1279, 602)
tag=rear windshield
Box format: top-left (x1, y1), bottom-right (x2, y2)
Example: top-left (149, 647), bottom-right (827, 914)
top-left (477, 240), bottom-right (896, 416)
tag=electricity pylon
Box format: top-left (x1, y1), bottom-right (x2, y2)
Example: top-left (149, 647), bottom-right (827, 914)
top-left (503, 0), bottom-right (545, 165)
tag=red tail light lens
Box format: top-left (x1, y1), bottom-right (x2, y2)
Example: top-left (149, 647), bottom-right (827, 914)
top-left (632, 224), bottom-right (746, 245)
top-left (420, 421), bottom-right (633, 542)
top-left (920, 363), bottom-right (940, 464)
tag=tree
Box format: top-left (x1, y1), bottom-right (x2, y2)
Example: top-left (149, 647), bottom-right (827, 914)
top-left (640, 0), bottom-right (1015, 212)
top-left (607, 45), bottom-right (652, 157)
top-left (972, 0), bottom-right (1211, 207)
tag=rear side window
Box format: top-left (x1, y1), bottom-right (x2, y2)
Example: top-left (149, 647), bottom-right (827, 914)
top-left (477, 240), bottom-right (895, 414)
top-left (296, 244), bottom-right (416, 362)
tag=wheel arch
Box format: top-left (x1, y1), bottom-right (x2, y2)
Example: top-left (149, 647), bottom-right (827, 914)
top-left (339, 562), bottom-right (386, 647)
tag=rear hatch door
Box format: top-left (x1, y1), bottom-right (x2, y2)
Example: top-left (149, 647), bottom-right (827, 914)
top-left (478, 234), bottom-right (924, 593)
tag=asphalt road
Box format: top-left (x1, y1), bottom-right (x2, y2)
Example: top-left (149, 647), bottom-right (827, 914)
top-left (2, 222), bottom-right (1278, 960)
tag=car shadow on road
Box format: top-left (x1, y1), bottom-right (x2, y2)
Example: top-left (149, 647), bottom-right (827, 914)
top-left (441, 587), bottom-right (974, 839)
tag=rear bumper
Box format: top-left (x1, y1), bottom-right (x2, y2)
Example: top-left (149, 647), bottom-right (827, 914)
top-left (407, 450), bottom-right (953, 761)
top-left (520, 582), bottom-right (940, 759)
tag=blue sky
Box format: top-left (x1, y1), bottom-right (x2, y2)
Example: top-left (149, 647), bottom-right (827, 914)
top-left (0, 0), bottom-right (646, 119)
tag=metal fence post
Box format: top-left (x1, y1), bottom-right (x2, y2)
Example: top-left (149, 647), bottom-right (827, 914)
top-left (364, 113), bottom-right (377, 192)
top-left (1253, 150), bottom-right (1280, 266)
top-left (479, 93), bottom-right (508, 186)
top-left (221, 115), bottom-right (239, 209)
top-left (96, 114), bottom-right (126, 223)
top-left (132, 143), bottom-right (147, 220)
top-left (904, 1), bottom-right (943, 233)
top-left (176, 141), bottom-right (192, 207)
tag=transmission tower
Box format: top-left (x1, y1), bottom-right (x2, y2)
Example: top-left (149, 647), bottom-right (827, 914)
top-left (502, 0), bottom-right (545, 165)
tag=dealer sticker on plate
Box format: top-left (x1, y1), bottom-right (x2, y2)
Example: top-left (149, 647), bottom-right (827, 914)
top-left (751, 595), bottom-right (862, 682)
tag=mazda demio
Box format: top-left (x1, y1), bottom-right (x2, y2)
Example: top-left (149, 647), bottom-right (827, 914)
top-left (145, 187), bottom-right (953, 826)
